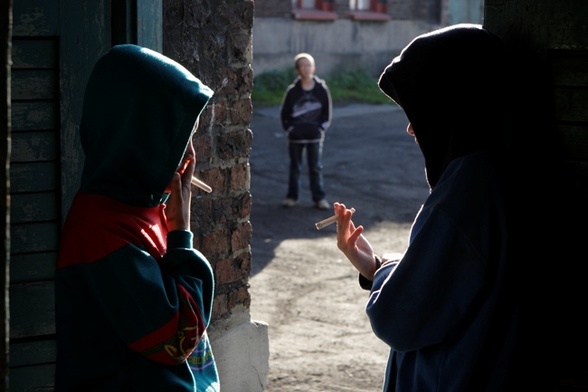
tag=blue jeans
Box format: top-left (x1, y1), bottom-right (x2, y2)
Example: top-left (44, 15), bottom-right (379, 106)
top-left (287, 142), bottom-right (326, 202)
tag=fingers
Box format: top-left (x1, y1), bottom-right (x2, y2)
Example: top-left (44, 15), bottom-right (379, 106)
top-left (165, 169), bottom-right (192, 232)
top-left (181, 159), bottom-right (195, 192)
top-left (334, 203), bottom-right (354, 223)
top-left (336, 204), bottom-right (359, 253)
top-left (170, 172), bottom-right (182, 195)
top-left (348, 225), bottom-right (363, 244)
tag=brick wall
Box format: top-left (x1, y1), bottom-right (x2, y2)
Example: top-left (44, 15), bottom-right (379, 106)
top-left (162, 0), bottom-right (254, 323)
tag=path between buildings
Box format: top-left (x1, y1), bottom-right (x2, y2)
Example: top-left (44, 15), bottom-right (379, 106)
top-left (248, 103), bottom-right (430, 391)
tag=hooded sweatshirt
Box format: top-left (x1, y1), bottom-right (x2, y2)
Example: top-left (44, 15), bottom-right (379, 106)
top-left (280, 75), bottom-right (332, 143)
top-left (367, 24), bottom-right (555, 391)
top-left (378, 23), bottom-right (508, 189)
top-left (55, 45), bottom-right (219, 391)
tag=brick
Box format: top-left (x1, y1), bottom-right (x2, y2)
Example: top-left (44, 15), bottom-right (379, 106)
top-left (231, 222), bottom-right (252, 253)
top-left (216, 130), bottom-right (253, 160)
top-left (215, 251), bottom-right (251, 283)
top-left (202, 229), bottom-right (231, 260)
top-left (194, 133), bottom-right (213, 163)
top-left (230, 162), bottom-right (250, 191)
top-left (164, 0), bottom-right (255, 323)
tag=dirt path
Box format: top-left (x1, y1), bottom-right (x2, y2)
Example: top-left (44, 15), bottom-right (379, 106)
top-left (248, 103), bottom-right (430, 391)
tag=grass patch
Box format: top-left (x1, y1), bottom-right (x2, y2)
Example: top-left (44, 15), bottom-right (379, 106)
top-left (252, 68), bottom-right (393, 107)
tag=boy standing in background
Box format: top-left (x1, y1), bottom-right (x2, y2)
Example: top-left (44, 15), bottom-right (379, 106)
top-left (280, 52), bottom-right (332, 210)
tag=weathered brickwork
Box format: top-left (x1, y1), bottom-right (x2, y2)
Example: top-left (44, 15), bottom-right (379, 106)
top-left (163, 0), bottom-right (254, 323)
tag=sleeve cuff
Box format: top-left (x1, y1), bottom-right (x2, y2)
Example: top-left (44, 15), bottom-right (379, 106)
top-left (167, 230), bottom-right (193, 249)
top-left (358, 273), bottom-right (373, 290)
top-left (358, 255), bottom-right (382, 291)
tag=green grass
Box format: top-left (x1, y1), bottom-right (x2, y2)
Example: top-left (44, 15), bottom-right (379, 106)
top-left (252, 68), bottom-right (394, 107)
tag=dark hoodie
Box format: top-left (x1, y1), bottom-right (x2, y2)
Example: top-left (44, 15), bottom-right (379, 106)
top-left (55, 45), bottom-right (219, 391)
top-left (280, 75), bottom-right (332, 142)
top-left (365, 24), bottom-right (556, 391)
top-left (378, 23), bottom-right (508, 189)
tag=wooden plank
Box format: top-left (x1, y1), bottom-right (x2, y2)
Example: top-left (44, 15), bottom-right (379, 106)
top-left (11, 131), bottom-right (56, 162)
top-left (10, 161), bottom-right (57, 193)
top-left (551, 52), bottom-right (588, 86)
top-left (12, 0), bottom-right (59, 36)
top-left (59, 0), bottom-right (111, 220)
top-left (10, 192), bottom-right (57, 223)
top-left (11, 69), bottom-right (57, 100)
top-left (9, 343), bottom-right (55, 392)
top-left (10, 340), bottom-right (55, 367)
top-left (10, 222), bottom-right (59, 254)
top-left (11, 101), bottom-right (58, 132)
top-left (557, 125), bottom-right (588, 161)
top-left (546, 0), bottom-right (588, 49)
top-left (9, 282), bottom-right (55, 338)
top-left (554, 87), bottom-right (588, 123)
top-left (8, 363), bottom-right (55, 392)
top-left (559, 161), bottom-right (588, 194)
top-left (10, 252), bottom-right (56, 283)
top-left (11, 39), bottom-right (57, 69)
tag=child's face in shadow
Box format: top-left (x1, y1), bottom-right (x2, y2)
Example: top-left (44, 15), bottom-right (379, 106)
top-left (165, 117), bottom-right (200, 193)
top-left (177, 117), bottom-right (199, 174)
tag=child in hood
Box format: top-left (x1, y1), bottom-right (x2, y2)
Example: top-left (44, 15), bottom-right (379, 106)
top-left (333, 24), bottom-right (559, 391)
top-left (55, 45), bottom-right (219, 391)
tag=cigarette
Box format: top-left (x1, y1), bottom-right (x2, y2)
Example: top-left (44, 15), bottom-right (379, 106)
top-left (191, 176), bottom-right (212, 193)
top-left (315, 207), bottom-right (356, 230)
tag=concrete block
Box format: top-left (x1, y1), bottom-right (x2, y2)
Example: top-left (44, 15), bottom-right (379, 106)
top-left (211, 308), bottom-right (270, 392)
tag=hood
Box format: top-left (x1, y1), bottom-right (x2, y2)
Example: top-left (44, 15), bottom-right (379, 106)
top-left (79, 44), bottom-right (213, 206)
top-left (378, 24), bottom-right (509, 189)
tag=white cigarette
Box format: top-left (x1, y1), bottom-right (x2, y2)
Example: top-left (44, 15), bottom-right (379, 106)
top-left (315, 208), bottom-right (356, 230)
top-left (191, 176), bottom-right (212, 193)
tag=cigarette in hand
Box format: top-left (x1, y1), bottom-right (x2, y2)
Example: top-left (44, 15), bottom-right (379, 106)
top-left (315, 208), bottom-right (356, 230)
top-left (191, 176), bottom-right (212, 193)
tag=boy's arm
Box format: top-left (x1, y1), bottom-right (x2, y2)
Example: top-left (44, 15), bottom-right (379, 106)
top-left (280, 88), bottom-right (294, 131)
top-left (319, 83), bottom-right (333, 131)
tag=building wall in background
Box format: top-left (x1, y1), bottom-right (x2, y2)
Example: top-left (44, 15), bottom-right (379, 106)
top-left (252, 0), bottom-right (483, 78)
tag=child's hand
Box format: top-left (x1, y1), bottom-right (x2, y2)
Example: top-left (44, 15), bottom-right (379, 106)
top-left (334, 202), bottom-right (378, 280)
top-left (165, 158), bottom-right (195, 232)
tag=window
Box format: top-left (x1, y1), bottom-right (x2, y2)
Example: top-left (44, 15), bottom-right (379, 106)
top-left (350, 0), bottom-right (370, 10)
top-left (349, 0), bottom-right (390, 20)
top-left (292, 0), bottom-right (338, 20)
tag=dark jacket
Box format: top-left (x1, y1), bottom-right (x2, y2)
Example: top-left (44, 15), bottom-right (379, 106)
top-left (372, 24), bottom-right (556, 391)
top-left (280, 75), bottom-right (332, 143)
top-left (55, 45), bottom-right (219, 391)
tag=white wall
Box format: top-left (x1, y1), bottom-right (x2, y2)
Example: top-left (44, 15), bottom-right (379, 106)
top-left (253, 0), bottom-right (485, 78)
top-left (252, 18), bottom-right (439, 78)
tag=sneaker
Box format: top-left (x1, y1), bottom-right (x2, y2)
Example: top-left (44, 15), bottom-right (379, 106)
top-left (282, 198), bottom-right (297, 208)
top-left (316, 199), bottom-right (330, 210)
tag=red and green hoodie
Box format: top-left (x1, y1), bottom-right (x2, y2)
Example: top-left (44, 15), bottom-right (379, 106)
top-left (55, 44), bottom-right (219, 391)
